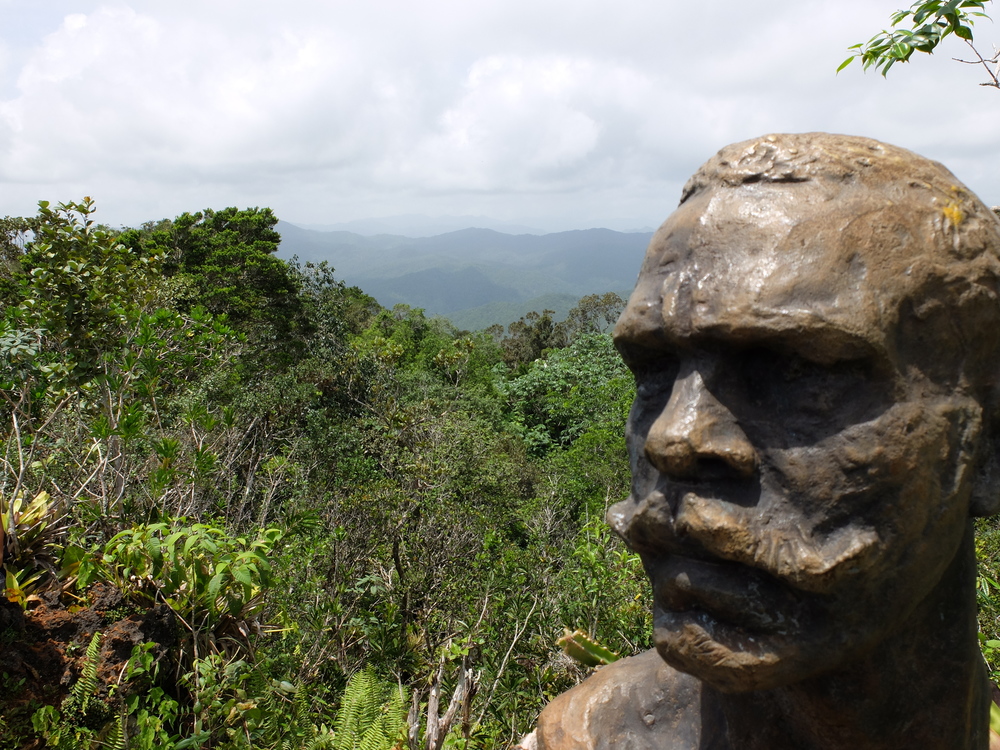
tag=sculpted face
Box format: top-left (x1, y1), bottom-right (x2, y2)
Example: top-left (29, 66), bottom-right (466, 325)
top-left (610, 157), bottom-right (993, 693)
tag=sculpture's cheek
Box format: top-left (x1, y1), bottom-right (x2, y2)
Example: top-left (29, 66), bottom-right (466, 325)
top-left (763, 400), bottom-right (963, 516)
top-left (757, 398), bottom-right (977, 600)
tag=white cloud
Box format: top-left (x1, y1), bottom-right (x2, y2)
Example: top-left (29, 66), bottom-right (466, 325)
top-left (1, 7), bottom-right (373, 182)
top-left (0, 0), bottom-right (998, 227)
top-left (403, 55), bottom-right (648, 190)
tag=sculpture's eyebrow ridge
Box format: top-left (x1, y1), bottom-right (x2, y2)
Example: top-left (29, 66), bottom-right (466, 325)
top-left (677, 317), bottom-right (887, 368)
top-left (616, 305), bottom-right (891, 371)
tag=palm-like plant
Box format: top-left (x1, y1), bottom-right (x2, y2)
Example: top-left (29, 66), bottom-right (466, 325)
top-left (1, 490), bottom-right (69, 606)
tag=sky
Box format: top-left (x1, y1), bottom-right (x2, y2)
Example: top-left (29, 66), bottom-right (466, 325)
top-left (1, 0), bottom-right (1000, 233)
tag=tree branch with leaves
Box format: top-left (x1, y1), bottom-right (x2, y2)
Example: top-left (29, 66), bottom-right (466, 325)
top-left (840, 0), bottom-right (1000, 89)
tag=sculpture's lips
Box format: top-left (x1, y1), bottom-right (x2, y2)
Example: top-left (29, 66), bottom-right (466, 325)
top-left (610, 484), bottom-right (758, 558)
top-left (648, 553), bottom-right (803, 635)
top-left (612, 487), bottom-right (880, 594)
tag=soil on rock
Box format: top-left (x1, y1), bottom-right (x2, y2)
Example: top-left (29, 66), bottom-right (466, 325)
top-left (0, 584), bottom-right (175, 749)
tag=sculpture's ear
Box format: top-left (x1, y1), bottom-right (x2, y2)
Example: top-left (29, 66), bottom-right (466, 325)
top-left (970, 388), bottom-right (1000, 517)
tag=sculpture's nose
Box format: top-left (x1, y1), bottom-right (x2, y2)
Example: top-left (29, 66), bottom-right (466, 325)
top-left (644, 362), bottom-right (757, 481)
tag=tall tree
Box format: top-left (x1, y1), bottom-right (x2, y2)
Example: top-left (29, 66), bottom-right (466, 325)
top-left (120, 207), bottom-right (309, 368)
top-left (555, 293), bottom-right (625, 345)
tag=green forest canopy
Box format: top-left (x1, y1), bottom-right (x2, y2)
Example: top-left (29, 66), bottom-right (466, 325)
top-left (0, 199), bottom-right (645, 749)
top-left (3, 199), bottom-right (1000, 749)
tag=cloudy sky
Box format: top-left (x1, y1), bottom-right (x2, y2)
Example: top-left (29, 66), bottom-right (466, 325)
top-left (1, 0), bottom-right (999, 232)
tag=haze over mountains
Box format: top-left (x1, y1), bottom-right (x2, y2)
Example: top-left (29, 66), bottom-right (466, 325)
top-left (292, 214), bottom-right (657, 237)
top-left (275, 219), bottom-right (655, 330)
top-left (293, 214), bottom-right (547, 237)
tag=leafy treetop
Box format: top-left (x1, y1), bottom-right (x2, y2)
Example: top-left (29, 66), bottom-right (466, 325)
top-left (119, 207), bottom-right (311, 369)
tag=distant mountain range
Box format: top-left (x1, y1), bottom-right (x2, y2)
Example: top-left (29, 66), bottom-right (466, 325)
top-left (287, 213), bottom-right (657, 237)
top-left (275, 222), bottom-right (654, 330)
top-left (292, 214), bottom-right (547, 237)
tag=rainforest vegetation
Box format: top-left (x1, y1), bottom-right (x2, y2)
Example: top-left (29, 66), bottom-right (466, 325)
top-left (4, 199), bottom-right (1000, 749)
top-left (0, 199), bottom-right (647, 749)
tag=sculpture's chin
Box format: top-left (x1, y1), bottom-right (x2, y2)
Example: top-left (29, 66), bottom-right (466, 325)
top-left (652, 608), bottom-right (822, 693)
top-left (646, 552), bottom-right (829, 691)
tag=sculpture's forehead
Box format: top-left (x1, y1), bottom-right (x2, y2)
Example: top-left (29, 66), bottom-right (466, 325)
top-left (617, 184), bottom-right (924, 364)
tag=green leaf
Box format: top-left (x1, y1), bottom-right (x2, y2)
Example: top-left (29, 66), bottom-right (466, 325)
top-left (173, 731), bottom-right (212, 749)
top-left (207, 572), bottom-right (225, 603)
top-left (232, 566), bottom-right (253, 588)
top-left (164, 531), bottom-right (184, 552)
top-left (837, 56), bottom-right (857, 72)
top-left (557, 628), bottom-right (620, 667)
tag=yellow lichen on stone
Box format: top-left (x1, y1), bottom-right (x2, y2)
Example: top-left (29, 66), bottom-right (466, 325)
top-left (943, 202), bottom-right (965, 227)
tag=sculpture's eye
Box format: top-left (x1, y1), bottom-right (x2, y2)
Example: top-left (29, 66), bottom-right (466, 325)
top-left (734, 347), bottom-right (890, 438)
top-left (630, 357), bottom-right (679, 405)
top-left (617, 340), bottom-right (679, 402)
top-left (739, 348), bottom-right (815, 409)
top-left (635, 368), bottom-right (674, 402)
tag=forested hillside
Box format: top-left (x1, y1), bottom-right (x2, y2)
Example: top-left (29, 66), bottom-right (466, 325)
top-left (6, 200), bottom-right (1000, 750)
top-left (274, 222), bottom-right (652, 329)
top-left (0, 200), bottom-right (650, 749)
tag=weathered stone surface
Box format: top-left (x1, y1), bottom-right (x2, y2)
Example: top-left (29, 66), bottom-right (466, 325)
top-left (537, 648), bottom-right (725, 750)
top-left (537, 133), bottom-right (1000, 749)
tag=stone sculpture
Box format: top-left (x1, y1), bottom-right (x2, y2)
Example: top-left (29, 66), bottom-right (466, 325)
top-left (535, 133), bottom-right (1000, 749)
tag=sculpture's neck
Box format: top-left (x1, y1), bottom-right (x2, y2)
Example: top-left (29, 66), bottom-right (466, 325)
top-left (713, 523), bottom-right (991, 750)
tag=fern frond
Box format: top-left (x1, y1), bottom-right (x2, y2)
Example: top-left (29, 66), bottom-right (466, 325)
top-left (381, 685), bottom-right (408, 749)
top-left (66, 631), bottom-right (103, 717)
top-left (99, 712), bottom-right (126, 750)
top-left (333, 667), bottom-right (405, 750)
top-left (334, 668), bottom-right (376, 750)
top-left (306, 729), bottom-right (337, 750)
top-left (294, 680), bottom-right (312, 728)
top-left (357, 670), bottom-right (387, 748)
top-left (261, 687), bottom-right (287, 743)
top-left (358, 720), bottom-right (391, 750)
